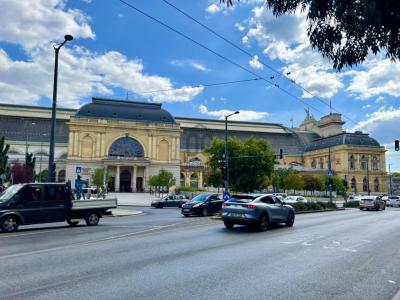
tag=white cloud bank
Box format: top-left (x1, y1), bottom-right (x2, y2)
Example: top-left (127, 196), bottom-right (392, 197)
top-left (199, 104), bottom-right (269, 121)
top-left (0, 0), bottom-right (203, 108)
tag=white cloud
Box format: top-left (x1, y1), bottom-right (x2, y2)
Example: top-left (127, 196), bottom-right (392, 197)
top-left (235, 23), bottom-right (245, 32)
top-left (249, 55), bottom-right (263, 70)
top-left (375, 96), bottom-right (385, 103)
top-left (191, 63), bottom-right (208, 72)
top-left (245, 5), bottom-right (343, 99)
top-left (0, 1), bottom-right (203, 107)
top-left (206, 4), bottom-right (221, 14)
top-left (352, 107), bottom-right (400, 145)
top-left (0, 0), bottom-right (95, 50)
top-left (199, 105), bottom-right (269, 121)
top-left (362, 104), bottom-right (372, 109)
top-left (347, 60), bottom-right (400, 99)
top-left (242, 36), bottom-right (249, 45)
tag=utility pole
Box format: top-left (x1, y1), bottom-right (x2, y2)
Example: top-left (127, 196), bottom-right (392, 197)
top-left (367, 155), bottom-right (370, 195)
top-left (48, 34), bottom-right (73, 182)
top-left (389, 164), bottom-right (393, 195)
top-left (328, 147), bottom-right (333, 203)
top-left (224, 111), bottom-right (240, 195)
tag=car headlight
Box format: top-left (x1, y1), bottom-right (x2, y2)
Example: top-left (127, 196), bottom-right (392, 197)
top-left (193, 203), bottom-right (201, 208)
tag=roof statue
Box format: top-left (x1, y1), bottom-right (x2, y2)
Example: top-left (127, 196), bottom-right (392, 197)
top-left (304, 108), bottom-right (314, 120)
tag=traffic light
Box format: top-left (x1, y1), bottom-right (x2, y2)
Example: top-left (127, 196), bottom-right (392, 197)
top-left (279, 148), bottom-right (283, 159)
top-left (222, 166), bottom-right (227, 181)
top-left (395, 140), bottom-right (399, 151)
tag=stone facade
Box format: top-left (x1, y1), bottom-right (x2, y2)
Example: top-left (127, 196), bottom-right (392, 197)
top-left (0, 99), bottom-right (389, 193)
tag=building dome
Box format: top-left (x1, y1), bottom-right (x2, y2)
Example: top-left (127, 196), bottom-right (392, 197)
top-left (75, 98), bottom-right (176, 123)
top-left (305, 132), bottom-right (380, 152)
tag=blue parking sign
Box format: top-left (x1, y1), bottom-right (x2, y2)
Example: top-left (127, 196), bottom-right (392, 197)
top-left (76, 166), bottom-right (82, 174)
top-left (223, 191), bottom-right (231, 201)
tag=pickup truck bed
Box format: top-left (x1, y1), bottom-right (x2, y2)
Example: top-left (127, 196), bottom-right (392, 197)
top-left (71, 198), bottom-right (118, 210)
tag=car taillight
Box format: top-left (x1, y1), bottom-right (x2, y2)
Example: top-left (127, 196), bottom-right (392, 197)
top-left (247, 204), bottom-right (256, 209)
top-left (222, 203), bottom-right (230, 208)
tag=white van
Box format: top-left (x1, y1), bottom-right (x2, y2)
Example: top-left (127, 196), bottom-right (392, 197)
top-left (388, 195), bottom-right (400, 207)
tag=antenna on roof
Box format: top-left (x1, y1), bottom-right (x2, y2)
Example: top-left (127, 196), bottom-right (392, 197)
top-left (290, 115), bottom-right (294, 128)
top-left (126, 91), bottom-right (129, 100)
top-left (329, 99), bottom-right (332, 115)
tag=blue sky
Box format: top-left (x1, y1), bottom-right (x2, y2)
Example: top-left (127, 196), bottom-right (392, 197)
top-left (1, 0), bottom-right (400, 170)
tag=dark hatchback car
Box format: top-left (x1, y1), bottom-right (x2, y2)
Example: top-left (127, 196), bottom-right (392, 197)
top-left (221, 194), bottom-right (295, 231)
top-left (181, 194), bottom-right (222, 217)
top-left (151, 194), bottom-right (189, 208)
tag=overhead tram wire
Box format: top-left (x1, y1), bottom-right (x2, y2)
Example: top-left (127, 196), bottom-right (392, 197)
top-left (118, 0), bottom-right (327, 117)
top-left (100, 77), bottom-right (262, 99)
top-left (160, 0), bottom-right (360, 127)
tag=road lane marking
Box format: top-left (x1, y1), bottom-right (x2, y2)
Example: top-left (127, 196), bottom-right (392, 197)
top-left (0, 219), bottom-right (215, 260)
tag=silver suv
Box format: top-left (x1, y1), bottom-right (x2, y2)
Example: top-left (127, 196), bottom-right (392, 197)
top-left (359, 196), bottom-right (386, 211)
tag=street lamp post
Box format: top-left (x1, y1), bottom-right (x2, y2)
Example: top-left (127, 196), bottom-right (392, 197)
top-left (48, 34), bottom-right (73, 182)
top-left (366, 155), bottom-right (370, 196)
top-left (224, 111), bottom-right (240, 194)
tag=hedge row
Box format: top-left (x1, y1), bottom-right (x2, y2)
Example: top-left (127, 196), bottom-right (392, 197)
top-left (290, 201), bottom-right (337, 212)
top-left (343, 200), bottom-right (360, 208)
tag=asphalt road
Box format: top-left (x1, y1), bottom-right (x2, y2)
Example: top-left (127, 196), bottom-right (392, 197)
top-left (1, 207), bottom-right (400, 300)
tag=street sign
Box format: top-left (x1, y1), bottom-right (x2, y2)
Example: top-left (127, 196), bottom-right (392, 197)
top-left (76, 166), bottom-right (82, 174)
top-left (223, 191), bottom-right (231, 201)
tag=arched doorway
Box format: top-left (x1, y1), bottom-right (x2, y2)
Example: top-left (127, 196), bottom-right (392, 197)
top-left (120, 170), bottom-right (132, 192)
top-left (190, 173), bottom-right (199, 189)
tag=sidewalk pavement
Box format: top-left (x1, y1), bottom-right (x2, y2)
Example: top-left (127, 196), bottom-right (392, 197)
top-left (110, 208), bottom-right (143, 217)
top-left (107, 192), bottom-right (159, 206)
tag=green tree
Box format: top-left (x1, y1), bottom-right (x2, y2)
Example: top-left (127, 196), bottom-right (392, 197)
top-left (25, 152), bottom-right (36, 169)
top-left (91, 168), bottom-right (111, 191)
top-left (204, 168), bottom-right (223, 191)
top-left (271, 167), bottom-right (296, 192)
top-left (283, 173), bottom-right (304, 193)
top-left (321, 175), bottom-right (346, 194)
top-left (303, 174), bottom-right (323, 194)
top-left (36, 169), bottom-right (49, 182)
top-left (221, 0), bottom-right (400, 70)
top-left (149, 170), bottom-right (176, 196)
top-left (206, 137), bottom-right (275, 192)
top-left (0, 136), bottom-right (10, 185)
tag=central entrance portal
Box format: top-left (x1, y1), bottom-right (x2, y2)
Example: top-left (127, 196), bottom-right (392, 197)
top-left (120, 170), bottom-right (132, 192)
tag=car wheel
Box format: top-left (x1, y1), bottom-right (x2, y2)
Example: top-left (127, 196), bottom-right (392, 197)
top-left (67, 219), bottom-right (79, 226)
top-left (383, 205), bottom-right (386, 211)
top-left (183, 214), bottom-right (189, 217)
top-left (359, 207), bottom-right (363, 210)
top-left (1, 216), bottom-right (19, 232)
top-left (258, 214), bottom-right (269, 232)
top-left (202, 207), bottom-right (208, 217)
top-left (224, 222), bottom-right (234, 229)
top-left (85, 212), bottom-right (100, 226)
top-left (285, 212), bottom-right (295, 227)
top-left (156, 203), bottom-right (164, 208)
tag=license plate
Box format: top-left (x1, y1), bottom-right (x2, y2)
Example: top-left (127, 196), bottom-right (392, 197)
top-left (184, 209), bottom-right (190, 212)
top-left (231, 213), bottom-right (243, 218)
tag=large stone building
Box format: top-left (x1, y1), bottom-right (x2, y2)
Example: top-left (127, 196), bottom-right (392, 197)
top-left (0, 98), bottom-right (388, 193)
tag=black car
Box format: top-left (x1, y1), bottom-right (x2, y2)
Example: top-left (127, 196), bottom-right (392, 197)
top-left (181, 194), bottom-right (222, 217)
top-left (151, 194), bottom-right (189, 208)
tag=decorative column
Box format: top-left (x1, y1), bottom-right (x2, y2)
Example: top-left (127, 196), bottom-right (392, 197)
top-left (74, 131), bottom-right (79, 156)
top-left (148, 136), bottom-right (153, 159)
top-left (176, 136), bottom-right (180, 160)
top-left (171, 137), bottom-right (176, 161)
top-left (115, 165), bottom-right (120, 192)
top-left (96, 133), bottom-right (101, 157)
top-left (132, 166), bottom-right (137, 192)
top-left (68, 131), bottom-right (74, 156)
top-left (185, 172), bottom-right (190, 187)
top-left (198, 171), bottom-right (203, 189)
top-left (143, 166), bottom-right (148, 192)
top-left (101, 133), bottom-right (106, 157)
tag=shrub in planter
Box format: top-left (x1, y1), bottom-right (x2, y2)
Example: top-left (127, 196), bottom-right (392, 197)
top-left (290, 202), bottom-right (337, 212)
top-left (344, 201), bottom-right (360, 208)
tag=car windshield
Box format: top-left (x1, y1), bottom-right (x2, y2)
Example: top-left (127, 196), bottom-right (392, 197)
top-left (285, 196), bottom-right (296, 201)
top-left (190, 194), bottom-right (210, 202)
top-left (0, 184), bottom-right (23, 202)
top-left (229, 195), bottom-right (255, 203)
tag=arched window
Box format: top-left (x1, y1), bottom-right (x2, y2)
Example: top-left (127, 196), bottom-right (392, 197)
top-left (109, 137), bottom-right (144, 157)
top-left (349, 154), bottom-right (355, 170)
top-left (188, 157), bottom-right (204, 167)
top-left (159, 140), bottom-right (169, 161)
top-left (180, 173), bottom-right (185, 187)
top-left (190, 173), bottom-right (199, 189)
top-left (374, 177), bottom-right (379, 192)
top-left (363, 177), bottom-right (369, 193)
top-left (371, 156), bottom-right (378, 170)
top-left (58, 170), bottom-right (66, 182)
top-left (351, 177), bottom-right (357, 192)
top-left (319, 157), bottom-right (324, 169)
top-left (360, 155), bottom-right (367, 170)
top-left (311, 159), bottom-right (316, 168)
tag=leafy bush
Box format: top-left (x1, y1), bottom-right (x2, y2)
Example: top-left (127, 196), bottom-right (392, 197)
top-left (290, 202), bottom-right (337, 212)
top-left (178, 186), bottom-right (196, 192)
top-left (344, 201), bottom-right (360, 208)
